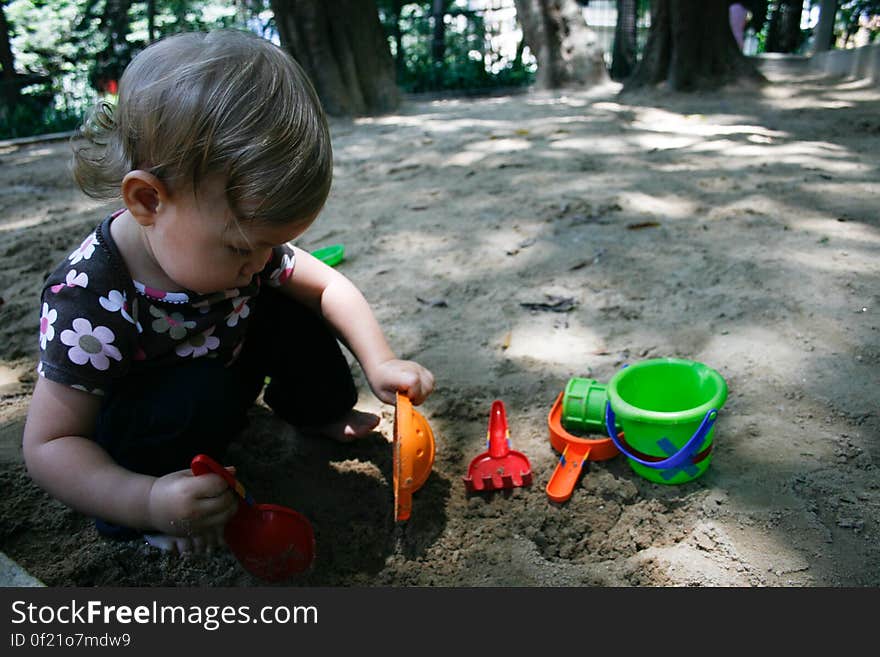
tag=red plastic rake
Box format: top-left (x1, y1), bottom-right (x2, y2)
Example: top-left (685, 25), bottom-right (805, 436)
top-left (463, 400), bottom-right (532, 492)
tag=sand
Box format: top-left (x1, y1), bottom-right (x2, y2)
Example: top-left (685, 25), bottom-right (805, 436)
top-left (1, 62), bottom-right (878, 586)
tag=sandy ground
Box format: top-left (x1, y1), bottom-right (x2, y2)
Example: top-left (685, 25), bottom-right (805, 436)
top-left (0, 61), bottom-right (878, 587)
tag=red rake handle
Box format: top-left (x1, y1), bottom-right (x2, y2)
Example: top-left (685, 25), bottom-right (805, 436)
top-left (488, 400), bottom-right (510, 458)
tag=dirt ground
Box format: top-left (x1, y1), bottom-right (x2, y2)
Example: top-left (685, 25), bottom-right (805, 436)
top-left (1, 61), bottom-right (878, 587)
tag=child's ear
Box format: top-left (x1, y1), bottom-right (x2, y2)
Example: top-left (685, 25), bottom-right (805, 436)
top-left (121, 171), bottom-right (167, 226)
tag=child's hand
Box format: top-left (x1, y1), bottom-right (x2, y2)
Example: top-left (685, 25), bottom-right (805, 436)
top-left (368, 359), bottom-right (435, 406)
top-left (147, 468), bottom-right (239, 551)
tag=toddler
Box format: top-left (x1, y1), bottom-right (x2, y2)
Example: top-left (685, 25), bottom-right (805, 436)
top-left (22, 30), bottom-right (434, 554)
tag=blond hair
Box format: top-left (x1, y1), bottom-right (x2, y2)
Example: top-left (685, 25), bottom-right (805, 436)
top-left (73, 29), bottom-right (332, 227)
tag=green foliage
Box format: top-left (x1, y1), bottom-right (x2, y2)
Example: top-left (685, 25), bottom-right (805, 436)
top-left (748, 1), bottom-right (880, 54)
top-left (4, 0), bottom-right (536, 137)
top-left (0, 93), bottom-right (83, 139)
top-left (379, 2), bottom-right (533, 94)
top-left (750, 1), bottom-right (808, 54)
top-left (838, 0), bottom-right (880, 43)
top-left (2, 0), bottom-right (248, 140)
top-left (2, 0), bottom-right (92, 139)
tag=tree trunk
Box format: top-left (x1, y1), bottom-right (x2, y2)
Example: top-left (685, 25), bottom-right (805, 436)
top-left (741, 0), bottom-right (769, 33)
top-left (765, 0), bottom-right (803, 53)
top-left (391, 0), bottom-right (406, 83)
top-left (90, 0), bottom-right (132, 92)
top-left (432, 0), bottom-right (447, 65)
top-left (513, 28), bottom-right (527, 70)
top-left (626, 0), bottom-right (765, 92)
top-left (271, 0), bottom-right (399, 116)
top-left (611, 0), bottom-right (638, 81)
top-left (0, 2), bottom-right (19, 107)
top-left (513, 0), bottom-right (608, 89)
top-left (146, 0), bottom-right (156, 43)
top-left (813, 0), bottom-right (837, 52)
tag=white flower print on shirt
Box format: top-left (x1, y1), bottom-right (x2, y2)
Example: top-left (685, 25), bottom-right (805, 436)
top-left (267, 253), bottom-right (294, 287)
top-left (60, 318), bottom-right (123, 371)
top-left (68, 233), bottom-right (97, 265)
top-left (226, 297), bottom-right (251, 327)
top-left (100, 289), bottom-right (141, 331)
top-left (50, 269), bottom-right (88, 293)
top-left (39, 303), bottom-right (57, 349)
top-left (175, 326), bottom-right (220, 359)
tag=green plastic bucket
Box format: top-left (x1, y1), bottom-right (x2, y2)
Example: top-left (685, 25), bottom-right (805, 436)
top-left (604, 358), bottom-right (728, 485)
top-left (561, 378), bottom-right (608, 434)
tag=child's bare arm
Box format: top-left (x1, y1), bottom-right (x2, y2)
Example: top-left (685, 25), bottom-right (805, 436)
top-left (283, 247), bottom-right (434, 405)
top-left (22, 377), bottom-right (237, 535)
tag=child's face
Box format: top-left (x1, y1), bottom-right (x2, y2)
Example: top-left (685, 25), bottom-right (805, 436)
top-left (147, 175), bottom-right (306, 294)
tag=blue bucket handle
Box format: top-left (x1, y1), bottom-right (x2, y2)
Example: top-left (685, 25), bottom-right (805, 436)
top-left (605, 402), bottom-right (717, 471)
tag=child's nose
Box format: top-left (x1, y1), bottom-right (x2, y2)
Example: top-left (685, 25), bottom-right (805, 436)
top-left (241, 249), bottom-right (271, 277)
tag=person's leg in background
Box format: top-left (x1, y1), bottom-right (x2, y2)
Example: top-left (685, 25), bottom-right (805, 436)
top-left (729, 3), bottom-right (748, 50)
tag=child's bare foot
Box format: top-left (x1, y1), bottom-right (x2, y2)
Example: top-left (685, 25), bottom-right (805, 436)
top-left (144, 530), bottom-right (224, 554)
top-left (144, 533), bottom-right (204, 554)
top-left (301, 409), bottom-right (380, 442)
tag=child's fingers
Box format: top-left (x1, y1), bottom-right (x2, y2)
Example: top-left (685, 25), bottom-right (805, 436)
top-left (419, 368), bottom-right (435, 398)
top-left (199, 499), bottom-right (239, 527)
top-left (184, 499), bottom-right (237, 536)
top-left (406, 368), bottom-right (435, 405)
top-left (195, 487), bottom-right (238, 516)
top-left (172, 536), bottom-right (193, 554)
top-left (191, 471), bottom-right (234, 498)
top-left (190, 528), bottom-right (227, 554)
top-left (191, 512), bottom-right (235, 544)
top-left (397, 368), bottom-right (420, 393)
top-left (383, 366), bottom-right (433, 405)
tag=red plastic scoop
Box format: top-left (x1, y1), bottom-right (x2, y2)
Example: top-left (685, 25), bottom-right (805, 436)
top-left (191, 454), bottom-right (315, 582)
top-left (463, 400), bottom-right (532, 492)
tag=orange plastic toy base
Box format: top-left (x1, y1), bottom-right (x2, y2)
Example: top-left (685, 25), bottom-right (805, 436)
top-left (546, 392), bottom-right (619, 503)
top-left (393, 392), bottom-right (436, 521)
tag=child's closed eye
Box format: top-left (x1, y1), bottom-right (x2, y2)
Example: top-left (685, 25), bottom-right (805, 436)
top-left (227, 245), bottom-right (252, 257)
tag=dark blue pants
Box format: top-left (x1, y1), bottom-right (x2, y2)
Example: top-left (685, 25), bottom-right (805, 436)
top-left (92, 288), bottom-right (357, 538)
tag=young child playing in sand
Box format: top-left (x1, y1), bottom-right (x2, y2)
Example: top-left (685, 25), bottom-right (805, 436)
top-left (22, 30), bottom-right (434, 554)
